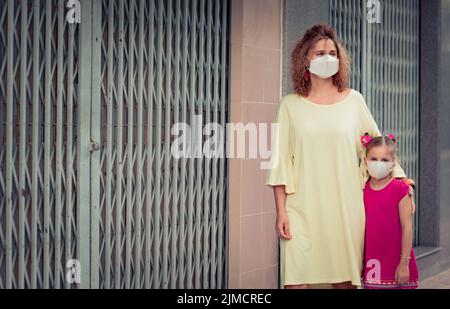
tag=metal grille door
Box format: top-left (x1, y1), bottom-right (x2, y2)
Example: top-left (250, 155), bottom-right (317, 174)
top-left (330, 0), bottom-right (420, 243)
top-left (94, 0), bottom-right (229, 289)
top-left (0, 0), bottom-right (80, 288)
top-left (0, 0), bottom-right (229, 288)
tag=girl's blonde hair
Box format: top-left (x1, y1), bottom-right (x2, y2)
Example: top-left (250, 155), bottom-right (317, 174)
top-left (365, 135), bottom-right (398, 160)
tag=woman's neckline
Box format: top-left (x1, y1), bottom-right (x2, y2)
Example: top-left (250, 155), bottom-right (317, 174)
top-left (299, 88), bottom-right (354, 107)
top-left (368, 177), bottom-right (396, 192)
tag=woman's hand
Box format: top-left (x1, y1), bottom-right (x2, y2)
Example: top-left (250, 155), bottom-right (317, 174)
top-left (402, 178), bottom-right (416, 214)
top-left (395, 262), bottom-right (410, 285)
top-left (276, 211), bottom-right (292, 240)
top-left (408, 187), bottom-right (416, 214)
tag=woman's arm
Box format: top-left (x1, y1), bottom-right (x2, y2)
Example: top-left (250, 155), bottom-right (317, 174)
top-left (265, 97), bottom-right (295, 240)
top-left (403, 178), bottom-right (417, 214)
top-left (395, 194), bottom-right (414, 284)
top-left (357, 94), bottom-right (407, 178)
top-left (265, 97), bottom-right (296, 194)
top-left (274, 185), bottom-right (292, 240)
top-left (357, 93), bottom-right (415, 197)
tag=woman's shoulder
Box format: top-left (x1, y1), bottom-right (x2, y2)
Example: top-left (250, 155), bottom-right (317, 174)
top-left (280, 93), bottom-right (302, 104)
top-left (276, 93), bottom-right (304, 112)
top-left (346, 88), bottom-right (365, 102)
top-left (281, 88), bottom-right (365, 109)
top-left (347, 87), bottom-right (362, 96)
top-left (282, 89), bottom-right (357, 102)
top-left (283, 88), bottom-right (360, 98)
top-left (345, 88), bottom-right (371, 113)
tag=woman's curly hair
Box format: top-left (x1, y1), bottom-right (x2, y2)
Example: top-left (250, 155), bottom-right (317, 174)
top-left (291, 24), bottom-right (350, 97)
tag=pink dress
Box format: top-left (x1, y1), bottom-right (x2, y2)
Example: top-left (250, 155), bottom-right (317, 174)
top-left (362, 178), bottom-right (419, 289)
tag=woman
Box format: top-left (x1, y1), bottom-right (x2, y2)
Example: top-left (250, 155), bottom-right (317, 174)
top-left (265, 24), bottom-right (413, 289)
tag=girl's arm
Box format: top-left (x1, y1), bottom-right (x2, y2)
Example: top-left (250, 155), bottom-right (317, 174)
top-left (395, 194), bottom-right (414, 284)
top-left (274, 185), bottom-right (292, 240)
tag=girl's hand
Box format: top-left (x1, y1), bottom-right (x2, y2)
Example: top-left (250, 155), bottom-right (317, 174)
top-left (395, 263), bottom-right (410, 284)
top-left (276, 211), bottom-right (292, 240)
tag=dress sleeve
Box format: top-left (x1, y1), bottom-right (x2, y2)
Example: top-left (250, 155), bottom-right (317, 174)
top-left (396, 180), bottom-right (411, 204)
top-left (264, 98), bottom-right (296, 194)
top-left (357, 94), bottom-right (406, 186)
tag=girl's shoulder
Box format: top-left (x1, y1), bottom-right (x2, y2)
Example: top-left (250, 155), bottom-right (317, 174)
top-left (363, 178), bottom-right (408, 193)
top-left (391, 178), bottom-right (410, 201)
top-left (391, 178), bottom-right (409, 188)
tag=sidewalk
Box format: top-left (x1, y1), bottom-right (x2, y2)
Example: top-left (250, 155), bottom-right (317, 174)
top-left (419, 268), bottom-right (450, 289)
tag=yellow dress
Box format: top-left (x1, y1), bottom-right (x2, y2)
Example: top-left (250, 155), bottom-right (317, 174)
top-left (265, 89), bottom-right (406, 287)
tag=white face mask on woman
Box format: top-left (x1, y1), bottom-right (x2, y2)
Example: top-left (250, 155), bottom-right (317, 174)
top-left (366, 161), bottom-right (394, 180)
top-left (308, 55), bottom-right (340, 79)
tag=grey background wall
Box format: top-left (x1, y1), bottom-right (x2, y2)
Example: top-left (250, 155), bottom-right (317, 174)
top-left (282, 0), bottom-right (329, 95)
top-left (416, 0), bottom-right (450, 279)
top-left (438, 0), bottom-right (450, 271)
top-left (434, 0), bottom-right (450, 274)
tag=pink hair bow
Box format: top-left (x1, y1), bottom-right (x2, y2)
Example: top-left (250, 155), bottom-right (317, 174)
top-left (360, 132), bottom-right (372, 148)
top-left (360, 132), bottom-right (397, 148)
top-left (386, 133), bottom-right (396, 141)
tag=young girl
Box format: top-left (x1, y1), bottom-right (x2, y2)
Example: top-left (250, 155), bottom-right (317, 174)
top-left (361, 133), bottom-right (419, 289)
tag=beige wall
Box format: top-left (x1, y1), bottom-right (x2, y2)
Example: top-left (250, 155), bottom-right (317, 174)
top-left (228, 0), bottom-right (283, 288)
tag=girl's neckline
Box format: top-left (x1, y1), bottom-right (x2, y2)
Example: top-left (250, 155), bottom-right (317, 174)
top-left (368, 178), bottom-right (396, 192)
top-left (299, 88), bottom-right (354, 107)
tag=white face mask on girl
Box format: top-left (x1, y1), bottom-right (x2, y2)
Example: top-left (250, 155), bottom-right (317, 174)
top-left (308, 55), bottom-right (340, 79)
top-left (366, 161), bottom-right (394, 180)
